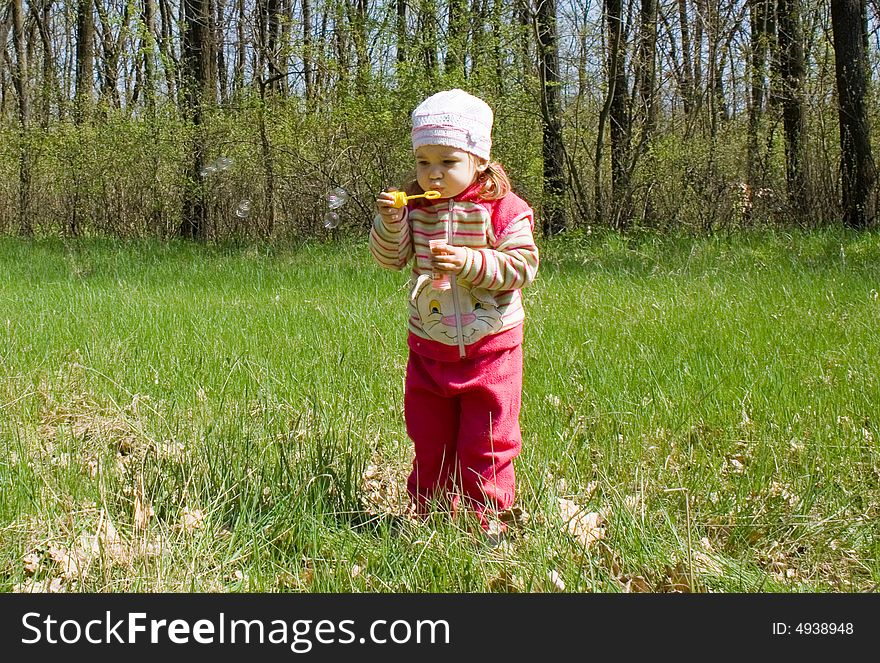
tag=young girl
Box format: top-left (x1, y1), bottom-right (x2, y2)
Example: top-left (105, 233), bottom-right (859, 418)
top-left (369, 89), bottom-right (539, 531)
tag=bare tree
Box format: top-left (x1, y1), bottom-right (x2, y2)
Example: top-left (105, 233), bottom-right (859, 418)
top-left (830, 0), bottom-right (876, 228)
top-left (776, 0), bottom-right (810, 218)
top-left (705, 0), bottom-right (728, 133)
top-left (747, 0), bottom-right (772, 201)
top-left (304, 0), bottom-right (315, 99)
top-left (677, 0), bottom-right (695, 116)
top-left (417, 0), bottom-right (439, 80)
top-left (96, 0), bottom-right (129, 109)
top-left (351, 0), bottom-right (369, 93)
top-left (257, 0), bottom-right (283, 93)
top-left (179, 0), bottom-right (212, 239)
top-left (135, 0), bottom-right (158, 111)
top-left (536, 0), bottom-right (567, 235)
top-left (75, 0), bottom-right (95, 122)
top-left (600, 0), bottom-right (631, 229)
top-left (11, 0), bottom-right (31, 235)
top-left (693, 0), bottom-right (704, 109)
top-left (215, 0), bottom-right (227, 102)
top-left (32, 0), bottom-right (58, 126)
top-left (446, 0), bottom-right (467, 76)
top-left (158, 0), bottom-right (178, 100)
top-left (635, 0), bottom-right (657, 141)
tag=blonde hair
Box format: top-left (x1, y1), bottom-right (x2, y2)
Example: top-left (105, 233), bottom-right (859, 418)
top-left (477, 161), bottom-right (512, 200)
top-left (405, 159), bottom-right (511, 202)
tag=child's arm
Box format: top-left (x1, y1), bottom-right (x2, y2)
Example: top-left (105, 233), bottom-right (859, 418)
top-left (455, 212), bottom-right (539, 290)
top-left (369, 191), bottom-right (414, 270)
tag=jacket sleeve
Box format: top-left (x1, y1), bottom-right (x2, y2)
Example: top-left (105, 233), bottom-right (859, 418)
top-left (457, 211), bottom-right (539, 291)
top-left (369, 209), bottom-right (413, 271)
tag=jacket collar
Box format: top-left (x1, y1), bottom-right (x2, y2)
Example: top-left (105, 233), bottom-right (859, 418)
top-left (453, 179), bottom-right (485, 203)
top-left (453, 163), bottom-right (506, 203)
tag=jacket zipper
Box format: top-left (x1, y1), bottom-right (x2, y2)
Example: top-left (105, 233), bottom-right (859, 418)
top-left (447, 199), bottom-right (465, 358)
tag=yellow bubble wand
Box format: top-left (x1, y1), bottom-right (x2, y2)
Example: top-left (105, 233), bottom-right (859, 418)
top-left (388, 190), bottom-right (441, 208)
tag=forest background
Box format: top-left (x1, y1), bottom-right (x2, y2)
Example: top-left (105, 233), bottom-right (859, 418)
top-left (0, 0), bottom-right (878, 239)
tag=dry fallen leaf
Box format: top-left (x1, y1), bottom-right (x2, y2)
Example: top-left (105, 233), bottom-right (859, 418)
top-left (620, 575), bottom-right (652, 593)
top-left (76, 510), bottom-right (129, 566)
top-left (488, 567), bottom-right (523, 593)
top-left (48, 545), bottom-right (81, 580)
top-left (361, 460), bottom-right (408, 517)
top-left (660, 562), bottom-right (694, 593)
top-left (14, 577), bottom-right (65, 593)
top-left (547, 570), bottom-right (566, 592)
top-left (23, 552), bottom-right (41, 576)
top-left (558, 498), bottom-right (606, 549)
top-left (133, 478), bottom-right (154, 531)
top-left (180, 508), bottom-right (206, 532)
top-left (692, 550), bottom-right (723, 576)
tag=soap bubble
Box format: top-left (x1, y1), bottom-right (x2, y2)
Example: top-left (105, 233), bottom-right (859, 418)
top-left (323, 211), bottom-right (340, 229)
top-left (200, 156), bottom-right (234, 177)
top-left (234, 199), bottom-right (252, 218)
top-left (327, 187), bottom-right (349, 210)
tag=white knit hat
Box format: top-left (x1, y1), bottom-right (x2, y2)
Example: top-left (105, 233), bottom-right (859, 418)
top-left (411, 89), bottom-right (493, 160)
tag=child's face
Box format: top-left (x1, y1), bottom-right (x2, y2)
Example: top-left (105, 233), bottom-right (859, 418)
top-left (414, 145), bottom-right (488, 200)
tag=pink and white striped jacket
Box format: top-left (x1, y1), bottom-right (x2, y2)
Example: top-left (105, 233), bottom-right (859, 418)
top-left (370, 178), bottom-right (539, 361)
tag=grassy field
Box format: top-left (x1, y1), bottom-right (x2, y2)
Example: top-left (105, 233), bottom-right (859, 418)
top-left (1, 229), bottom-right (878, 593)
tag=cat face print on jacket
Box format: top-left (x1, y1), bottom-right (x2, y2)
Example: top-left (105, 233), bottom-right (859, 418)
top-left (411, 274), bottom-right (503, 346)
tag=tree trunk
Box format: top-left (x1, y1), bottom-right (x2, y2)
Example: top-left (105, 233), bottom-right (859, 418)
top-left (96, 0), bottom-right (126, 109)
top-left (0, 9), bottom-right (11, 119)
top-left (11, 0), bottom-right (32, 236)
top-left (234, 0), bottom-right (245, 93)
top-left (470, 0), bottom-right (488, 79)
top-left (635, 0), bottom-right (657, 222)
top-left (140, 0), bottom-right (158, 112)
top-left (636, 0), bottom-right (658, 141)
top-left (830, 0), bottom-right (876, 228)
top-left (179, 0), bottom-right (211, 240)
top-left (215, 0), bottom-right (227, 102)
top-left (417, 1), bottom-right (439, 81)
top-left (158, 0), bottom-right (177, 100)
top-left (536, 0), bottom-right (567, 235)
top-left (706, 0), bottom-right (728, 134)
top-left (747, 0), bottom-right (771, 205)
top-left (334, 2), bottom-right (350, 94)
top-left (303, 0), bottom-right (314, 100)
top-left (445, 0), bottom-right (466, 76)
top-left (352, 0), bottom-right (369, 93)
top-left (677, 0), bottom-right (694, 116)
top-left (395, 0), bottom-right (406, 67)
top-left (693, 0), bottom-right (704, 111)
top-left (258, 80), bottom-right (277, 237)
top-left (75, 0), bottom-right (94, 122)
top-left (776, 0), bottom-right (810, 219)
top-left (279, 0), bottom-right (292, 96)
top-left (605, 0), bottom-right (631, 229)
top-left (264, 0), bottom-right (283, 93)
top-left (32, 0), bottom-right (57, 126)
top-left (493, 0), bottom-right (507, 95)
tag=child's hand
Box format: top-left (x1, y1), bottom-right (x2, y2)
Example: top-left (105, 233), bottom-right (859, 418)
top-left (430, 243), bottom-right (467, 275)
top-left (376, 189), bottom-right (404, 223)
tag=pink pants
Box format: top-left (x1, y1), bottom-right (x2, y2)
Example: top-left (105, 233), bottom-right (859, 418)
top-left (404, 345), bottom-right (523, 527)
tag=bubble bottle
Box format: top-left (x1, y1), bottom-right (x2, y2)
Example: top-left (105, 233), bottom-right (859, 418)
top-left (428, 239), bottom-right (451, 290)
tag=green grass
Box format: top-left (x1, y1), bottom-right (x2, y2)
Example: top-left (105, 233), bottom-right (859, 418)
top-left (1, 229), bottom-right (878, 592)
